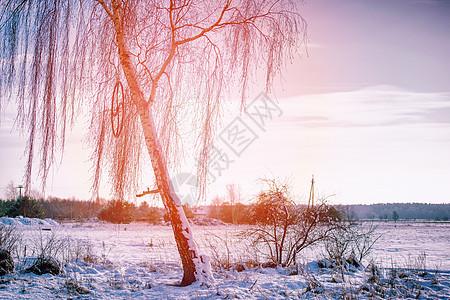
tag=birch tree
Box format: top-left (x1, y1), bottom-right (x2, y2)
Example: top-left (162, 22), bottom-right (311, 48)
top-left (0, 0), bottom-right (306, 285)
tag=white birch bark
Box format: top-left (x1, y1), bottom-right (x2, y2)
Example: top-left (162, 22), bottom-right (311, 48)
top-left (110, 0), bottom-right (213, 286)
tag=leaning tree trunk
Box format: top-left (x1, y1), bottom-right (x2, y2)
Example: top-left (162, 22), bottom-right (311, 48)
top-left (138, 106), bottom-right (207, 286)
top-left (110, 1), bottom-right (211, 286)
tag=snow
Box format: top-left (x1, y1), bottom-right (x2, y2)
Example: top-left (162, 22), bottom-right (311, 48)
top-left (174, 204), bottom-right (214, 285)
top-left (0, 220), bottom-right (448, 299)
top-left (0, 217), bottom-right (21, 226)
top-left (44, 218), bottom-right (59, 226)
top-left (0, 216), bottom-right (58, 227)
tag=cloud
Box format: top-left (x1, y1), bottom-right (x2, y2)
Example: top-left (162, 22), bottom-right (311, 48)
top-left (258, 85), bottom-right (450, 204)
top-left (279, 85), bottom-right (450, 128)
top-left (420, 107), bottom-right (450, 123)
top-left (412, 0), bottom-right (446, 4)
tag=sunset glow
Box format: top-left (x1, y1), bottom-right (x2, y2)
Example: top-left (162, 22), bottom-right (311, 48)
top-left (1, 0), bottom-right (449, 205)
top-left (0, 0), bottom-right (449, 296)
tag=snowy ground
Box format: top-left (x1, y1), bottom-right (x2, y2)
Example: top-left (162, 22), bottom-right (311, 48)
top-left (0, 220), bottom-right (449, 299)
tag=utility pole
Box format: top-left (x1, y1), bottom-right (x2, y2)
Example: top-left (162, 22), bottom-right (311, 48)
top-left (17, 185), bottom-right (24, 200)
top-left (307, 175), bottom-right (314, 210)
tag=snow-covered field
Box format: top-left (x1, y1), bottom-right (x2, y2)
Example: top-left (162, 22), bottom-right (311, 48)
top-left (0, 220), bottom-right (449, 299)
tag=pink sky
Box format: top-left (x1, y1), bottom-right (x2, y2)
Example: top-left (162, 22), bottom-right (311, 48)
top-left (1, 0), bottom-right (449, 204)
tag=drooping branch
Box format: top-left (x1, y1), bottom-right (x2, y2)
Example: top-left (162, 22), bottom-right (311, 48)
top-left (1, 0), bottom-right (307, 201)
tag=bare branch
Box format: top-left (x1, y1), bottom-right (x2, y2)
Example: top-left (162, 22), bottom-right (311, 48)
top-left (93, 0), bottom-right (113, 21)
top-left (136, 187), bottom-right (159, 197)
top-left (176, 0), bottom-right (230, 46)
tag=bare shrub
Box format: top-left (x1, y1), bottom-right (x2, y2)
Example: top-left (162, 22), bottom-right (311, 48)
top-left (203, 231), bottom-right (261, 271)
top-left (242, 179), bottom-right (342, 267)
top-left (324, 226), bottom-right (354, 266)
top-left (17, 230), bottom-right (65, 275)
top-left (0, 224), bottom-right (21, 252)
top-left (203, 233), bottom-right (233, 269)
top-left (61, 238), bottom-right (98, 265)
top-left (412, 252), bottom-right (427, 276)
top-left (303, 272), bottom-right (325, 295)
top-left (351, 222), bottom-right (381, 263)
top-left (33, 231), bottom-right (65, 260)
top-left (361, 254), bottom-right (441, 299)
top-left (324, 218), bottom-right (381, 269)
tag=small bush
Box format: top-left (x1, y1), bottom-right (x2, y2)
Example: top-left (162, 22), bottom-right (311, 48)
top-left (98, 200), bottom-right (135, 224)
top-left (6, 196), bottom-right (45, 218)
top-left (24, 256), bottom-right (61, 275)
top-left (0, 249), bottom-right (14, 275)
top-left (137, 202), bottom-right (162, 224)
top-left (65, 278), bottom-right (90, 295)
top-left (209, 202), bottom-right (250, 224)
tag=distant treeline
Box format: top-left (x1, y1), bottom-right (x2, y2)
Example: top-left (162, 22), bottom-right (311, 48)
top-left (1, 196), bottom-right (448, 223)
top-left (41, 197), bottom-right (104, 220)
top-left (0, 197), bottom-right (103, 220)
top-left (337, 203), bottom-right (450, 221)
top-left (206, 202), bottom-right (449, 223)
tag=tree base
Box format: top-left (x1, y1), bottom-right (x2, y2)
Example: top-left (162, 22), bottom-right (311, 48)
top-left (166, 278), bottom-right (196, 287)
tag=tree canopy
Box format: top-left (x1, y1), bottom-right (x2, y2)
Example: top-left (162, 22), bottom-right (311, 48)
top-left (0, 0), bottom-right (306, 198)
